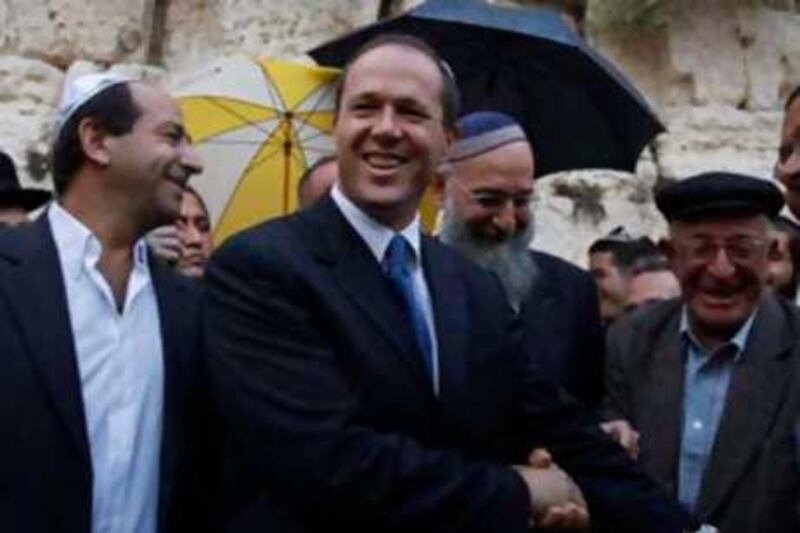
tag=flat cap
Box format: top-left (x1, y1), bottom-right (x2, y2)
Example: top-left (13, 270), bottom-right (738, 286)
top-left (655, 172), bottom-right (783, 221)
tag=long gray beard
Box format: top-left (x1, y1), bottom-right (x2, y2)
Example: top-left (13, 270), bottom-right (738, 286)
top-left (439, 207), bottom-right (538, 311)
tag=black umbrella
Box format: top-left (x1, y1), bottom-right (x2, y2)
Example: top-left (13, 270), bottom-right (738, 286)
top-left (310, 0), bottom-right (664, 177)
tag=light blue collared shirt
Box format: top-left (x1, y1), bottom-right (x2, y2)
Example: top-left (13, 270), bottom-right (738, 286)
top-left (48, 203), bottom-right (163, 533)
top-left (677, 307), bottom-right (756, 510)
top-left (331, 184), bottom-right (440, 394)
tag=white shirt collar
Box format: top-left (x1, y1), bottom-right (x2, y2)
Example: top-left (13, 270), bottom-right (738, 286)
top-left (48, 202), bottom-right (150, 281)
top-left (331, 184), bottom-right (422, 265)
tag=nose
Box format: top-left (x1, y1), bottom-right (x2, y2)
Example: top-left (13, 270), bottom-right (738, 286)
top-left (180, 142), bottom-right (204, 176)
top-left (492, 203), bottom-right (517, 238)
top-left (372, 106), bottom-right (402, 141)
top-left (181, 223), bottom-right (203, 248)
top-left (707, 247), bottom-right (736, 279)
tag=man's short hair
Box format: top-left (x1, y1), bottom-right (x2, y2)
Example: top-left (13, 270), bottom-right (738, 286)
top-left (183, 184), bottom-right (209, 218)
top-left (51, 82), bottom-right (140, 196)
top-left (589, 235), bottom-right (664, 277)
top-left (333, 34), bottom-right (460, 129)
top-left (297, 154), bottom-right (337, 201)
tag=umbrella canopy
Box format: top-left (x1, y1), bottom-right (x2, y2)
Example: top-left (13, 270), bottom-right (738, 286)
top-left (310, 0), bottom-right (664, 177)
top-left (173, 56), bottom-right (339, 245)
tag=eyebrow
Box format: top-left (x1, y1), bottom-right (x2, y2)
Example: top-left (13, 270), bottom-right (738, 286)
top-left (158, 121), bottom-right (189, 139)
top-left (470, 187), bottom-right (533, 195)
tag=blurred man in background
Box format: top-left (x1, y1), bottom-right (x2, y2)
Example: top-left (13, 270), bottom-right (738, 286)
top-left (148, 185), bottom-right (213, 278)
top-left (297, 154), bottom-right (337, 210)
top-left (0, 150), bottom-right (51, 227)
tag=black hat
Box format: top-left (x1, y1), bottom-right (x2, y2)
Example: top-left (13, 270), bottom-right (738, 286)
top-left (655, 172), bottom-right (784, 222)
top-left (0, 151), bottom-right (51, 211)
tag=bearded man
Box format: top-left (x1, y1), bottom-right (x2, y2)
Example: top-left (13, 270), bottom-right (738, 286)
top-left (436, 111), bottom-right (604, 408)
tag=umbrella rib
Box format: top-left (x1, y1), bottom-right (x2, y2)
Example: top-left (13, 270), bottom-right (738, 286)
top-left (291, 85), bottom-right (335, 141)
top-left (289, 143), bottom-right (307, 171)
top-left (205, 96), bottom-right (280, 136)
top-left (296, 128), bottom-right (332, 146)
top-left (213, 141), bottom-right (284, 232)
top-left (244, 145), bottom-right (284, 175)
top-left (203, 139), bottom-right (265, 146)
top-left (260, 66), bottom-right (289, 116)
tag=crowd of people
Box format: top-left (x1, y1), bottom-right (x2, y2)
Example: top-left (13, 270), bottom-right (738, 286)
top-left (2, 32), bottom-right (800, 533)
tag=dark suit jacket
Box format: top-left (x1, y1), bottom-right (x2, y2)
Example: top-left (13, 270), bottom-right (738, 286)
top-left (604, 296), bottom-right (800, 532)
top-left (520, 251), bottom-right (605, 408)
top-left (0, 216), bottom-right (215, 533)
top-left (205, 197), bottom-right (689, 533)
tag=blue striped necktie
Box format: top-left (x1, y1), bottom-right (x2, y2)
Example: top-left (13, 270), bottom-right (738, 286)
top-left (384, 234), bottom-right (434, 382)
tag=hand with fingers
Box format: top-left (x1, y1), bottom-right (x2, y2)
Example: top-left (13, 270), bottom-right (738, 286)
top-left (513, 448), bottom-right (590, 530)
top-left (600, 419), bottom-right (641, 460)
top-left (146, 224), bottom-right (182, 265)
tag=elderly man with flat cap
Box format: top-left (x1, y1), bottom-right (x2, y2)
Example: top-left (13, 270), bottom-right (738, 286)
top-left (0, 150), bottom-right (50, 226)
top-left (435, 111), bottom-right (605, 409)
top-left (603, 172), bottom-right (800, 532)
top-left (0, 73), bottom-right (215, 533)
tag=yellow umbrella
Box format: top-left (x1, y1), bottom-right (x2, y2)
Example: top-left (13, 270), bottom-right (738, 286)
top-left (174, 56), bottom-right (340, 244)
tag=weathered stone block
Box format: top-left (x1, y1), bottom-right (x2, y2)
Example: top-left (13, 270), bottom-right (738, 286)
top-left (0, 55), bottom-right (63, 188)
top-left (162, 0), bottom-right (382, 72)
top-left (532, 168), bottom-right (666, 267)
top-left (655, 105), bottom-right (782, 181)
top-left (0, 0), bottom-right (149, 68)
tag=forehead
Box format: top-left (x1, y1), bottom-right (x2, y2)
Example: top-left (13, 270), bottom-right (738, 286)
top-left (589, 251), bottom-right (616, 269)
top-left (453, 141), bottom-right (534, 189)
top-left (671, 214), bottom-right (768, 238)
top-left (342, 44), bottom-right (444, 106)
top-left (129, 82), bottom-right (181, 125)
top-left (181, 191), bottom-right (206, 215)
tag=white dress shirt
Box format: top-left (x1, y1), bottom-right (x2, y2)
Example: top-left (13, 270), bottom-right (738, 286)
top-left (331, 185), bottom-right (441, 394)
top-left (48, 203), bottom-right (164, 533)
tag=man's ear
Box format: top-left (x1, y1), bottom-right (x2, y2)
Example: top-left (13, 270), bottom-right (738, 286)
top-left (77, 117), bottom-right (111, 167)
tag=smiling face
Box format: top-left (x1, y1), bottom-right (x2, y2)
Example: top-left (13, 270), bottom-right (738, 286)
top-left (446, 141), bottom-right (535, 244)
top-left (333, 43), bottom-right (453, 229)
top-left (667, 214), bottom-right (770, 347)
top-left (105, 83), bottom-right (203, 231)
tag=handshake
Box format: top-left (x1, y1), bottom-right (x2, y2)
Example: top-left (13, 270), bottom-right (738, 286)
top-left (512, 448), bottom-right (589, 531)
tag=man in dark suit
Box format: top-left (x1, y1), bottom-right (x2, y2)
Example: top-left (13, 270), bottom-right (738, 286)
top-left (435, 111), bottom-right (605, 409)
top-left (206, 35), bottom-right (691, 532)
top-left (604, 172), bottom-right (800, 532)
top-left (0, 73), bottom-right (212, 533)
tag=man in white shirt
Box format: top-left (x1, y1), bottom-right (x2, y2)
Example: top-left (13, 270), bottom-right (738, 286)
top-left (0, 73), bottom-right (214, 533)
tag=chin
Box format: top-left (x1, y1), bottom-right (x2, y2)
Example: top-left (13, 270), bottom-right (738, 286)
top-left (177, 265), bottom-right (204, 278)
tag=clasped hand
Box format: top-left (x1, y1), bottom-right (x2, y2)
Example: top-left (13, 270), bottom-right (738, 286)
top-left (513, 448), bottom-right (589, 530)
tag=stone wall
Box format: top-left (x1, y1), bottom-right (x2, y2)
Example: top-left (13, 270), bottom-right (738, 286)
top-left (1, 0), bottom-right (799, 265)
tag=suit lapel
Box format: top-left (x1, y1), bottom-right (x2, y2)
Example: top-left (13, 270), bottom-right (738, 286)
top-left (639, 307), bottom-right (685, 497)
top-left (0, 217), bottom-right (90, 464)
top-left (421, 237), bottom-right (468, 404)
top-left (308, 199), bottom-right (434, 393)
top-left (150, 260), bottom-right (185, 522)
top-left (695, 296), bottom-right (794, 518)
